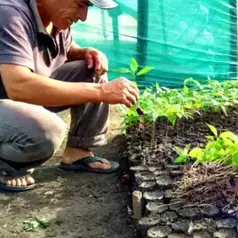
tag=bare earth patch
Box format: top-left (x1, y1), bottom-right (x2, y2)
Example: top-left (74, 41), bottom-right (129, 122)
top-left (0, 106), bottom-right (136, 238)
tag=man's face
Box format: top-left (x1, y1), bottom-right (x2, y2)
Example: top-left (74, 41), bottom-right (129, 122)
top-left (49, 0), bottom-right (92, 30)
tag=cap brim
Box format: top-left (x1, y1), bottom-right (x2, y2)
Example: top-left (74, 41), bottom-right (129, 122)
top-left (88, 0), bottom-right (118, 9)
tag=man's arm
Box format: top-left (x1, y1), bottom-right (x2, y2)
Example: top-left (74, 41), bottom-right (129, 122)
top-left (0, 64), bottom-right (102, 106)
top-left (66, 42), bottom-right (85, 61)
top-left (0, 64), bottom-right (138, 108)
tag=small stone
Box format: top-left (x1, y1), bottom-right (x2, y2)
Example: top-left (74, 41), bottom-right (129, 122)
top-left (139, 181), bottom-right (157, 191)
top-left (160, 211), bottom-right (178, 224)
top-left (193, 231), bottom-right (212, 238)
top-left (164, 189), bottom-right (173, 199)
top-left (221, 207), bottom-right (238, 218)
top-left (178, 207), bottom-right (202, 219)
top-left (44, 191), bottom-right (54, 196)
top-left (154, 170), bottom-right (169, 176)
top-left (143, 191), bottom-right (164, 201)
top-left (188, 219), bottom-right (215, 235)
top-left (149, 166), bottom-right (163, 172)
top-left (216, 218), bottom-right (237, 229)
top-left (146, 202), bottom-right (168, 214)
top-left (135, 172), bottom-right (155, 182)
top-left (165, 164), bottom-right (183, 170)
top-left (213, 229), bottom-right (237, 238)
top-left (171, 219), bottom-right (190, 233)
top-left (129, 153), bottom-right (142, 165)
top-left (200, 205), bottom-right (220, 217)
top-left (147, 225), bottom-right (172, 238)
top-left (138, 215), bottom-right (161, 230)
top-left (156, 175), bottom-right (173, 188)
top-left (169, 170), bottom-right (184, 177)
top-left (130, 166), bottom-right (149, 172)
top-left (168, 234), bottom-right (189, 238)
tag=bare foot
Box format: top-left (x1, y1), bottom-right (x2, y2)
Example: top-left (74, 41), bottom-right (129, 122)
top-left (62, 147), bottom-right (111, 170)
top-left (0, 175), bottom-right (35, 187)
top-left (0, 168), bottom-right (35, 187)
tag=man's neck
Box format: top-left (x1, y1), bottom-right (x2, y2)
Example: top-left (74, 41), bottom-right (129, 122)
top-left (36, 0), bottom-right (51, 29)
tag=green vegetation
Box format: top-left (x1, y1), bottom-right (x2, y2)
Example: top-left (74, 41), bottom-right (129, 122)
top-left (122, 78), bottom-right (238, 129)
top-left (173, 124), bottom-right (238, 167)
top-left (23, 217), bottom-right (51, 231)
top-left (114, 57), bottom-right (154, 81)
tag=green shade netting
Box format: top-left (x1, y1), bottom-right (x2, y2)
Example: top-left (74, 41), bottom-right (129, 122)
top-left (71, 0), bottom-right (237, 88)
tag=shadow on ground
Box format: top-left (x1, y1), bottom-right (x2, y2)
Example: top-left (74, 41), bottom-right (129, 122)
top-left (0, 106), bottom-right (136, 238)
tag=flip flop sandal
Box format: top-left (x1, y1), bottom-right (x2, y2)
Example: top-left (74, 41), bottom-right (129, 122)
top-left (0, 160), bottom-right (35, 192)
top-left (0, 175), bottom-right (35, 192)
top-left (58, 156), bottom-right (120, 174)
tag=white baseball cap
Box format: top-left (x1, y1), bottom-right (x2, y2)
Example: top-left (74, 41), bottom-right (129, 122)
top-left (88, 0), bottom-right (118, 9)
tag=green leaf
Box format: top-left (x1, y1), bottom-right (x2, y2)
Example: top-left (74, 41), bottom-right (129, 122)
top-left (174, 155), bottom-right (188, 164)
top-left (130, 58), bottom-right (138, 74)
top-left (189, 148), bottom-right (204, 160)
top-left (35, 217), bottom-right (51, 228)
top-left (173, 146), bottom-right (184, 155)
top-left (184, 77), bottom-right (193, 86)
top-left (23, 217), bottom-right (51, 232)
top-left (220, 131), bottom-right (237, 141)
top-left (207, 124), bottom-right (218, 137)
top-left (113, 68), bottom-right (131, 74)
top-left (221, 105), bottom-right (228, 116)
top-left (23, 220), bottom-right (40, 231)
top-left (136, 66), bottom-right (154, 76)
top-left (168, 114), bottom-right (177, 126)
top-left (232, 152), bottom-right (238, 166)
top-left (184, 144), bottom-right (191, 155)
top-left (183, 86), bottom-right (189, 95)
top-left (205, 136), bottom-right (214, 141)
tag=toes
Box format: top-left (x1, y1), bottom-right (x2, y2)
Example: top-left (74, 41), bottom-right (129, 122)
top-left (89, 161), bottom-right (111, 170)
top-left (11, 179), bottom-right (16, 187)
top-left (6, 179), bottom-right (11, 186)
top-left (0, 175), bottom-right (35, 187)
top-left (21, 177), bottom-right (27, 186)
top-left (16, 178), bottom-right (22, 187)
top-left (102, 159), bottom-right (111, 166)
top-left (25, 175), bottom-right (35, 185)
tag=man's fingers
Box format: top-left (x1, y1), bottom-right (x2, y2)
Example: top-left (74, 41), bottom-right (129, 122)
top-left (91, 51), bottom-right (101, 71)
top-left (85, 54), bottom-right (93, 69)
top-left (126, 92), bottom-right (137, 106)
top-left (128, 86), bottom-right (139, 101)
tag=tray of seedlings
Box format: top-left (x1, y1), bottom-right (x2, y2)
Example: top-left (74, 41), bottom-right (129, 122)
top-left (121, 77), bottom-right (238, 238)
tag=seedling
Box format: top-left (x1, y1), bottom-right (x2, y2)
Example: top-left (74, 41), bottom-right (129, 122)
top-left (114, 57), bottom-right (154, 81)
top-left (23, 217), bottom-right (51, 231)
top-left (173, 124), bottom-right (238, 167)
top-left (122, 78), bottom-right (238, 131)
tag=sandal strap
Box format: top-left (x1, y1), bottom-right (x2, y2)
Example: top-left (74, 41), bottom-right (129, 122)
top-left (79, 156), bottom-right (105, 165)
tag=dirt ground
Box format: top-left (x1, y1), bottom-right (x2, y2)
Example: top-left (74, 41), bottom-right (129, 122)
top-left (0, 106), bottom-right (136, 238)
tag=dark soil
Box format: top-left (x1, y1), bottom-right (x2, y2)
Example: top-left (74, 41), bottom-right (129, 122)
top-left (127, 108), bottom-right (238, 166)
top-left (126, 108), bottom-right (238, 237)
top-left (0, 106), bottom-right (136, 238)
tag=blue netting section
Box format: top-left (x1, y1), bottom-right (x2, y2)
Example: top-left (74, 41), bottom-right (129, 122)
top-left (72, 0), bottom-right (237, 88)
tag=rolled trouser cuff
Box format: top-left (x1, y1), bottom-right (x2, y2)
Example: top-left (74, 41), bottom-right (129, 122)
top-left (66, 133), bottom-right (108, 149)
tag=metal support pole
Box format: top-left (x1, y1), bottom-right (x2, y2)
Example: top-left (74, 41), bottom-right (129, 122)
top-left (230, 0), bottom-right (238, 79)
top-left (137, 0), bottom-right (149, 67)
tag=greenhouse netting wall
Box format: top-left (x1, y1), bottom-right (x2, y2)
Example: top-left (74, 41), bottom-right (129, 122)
top-left (72, 0), bottom-right (238, 88)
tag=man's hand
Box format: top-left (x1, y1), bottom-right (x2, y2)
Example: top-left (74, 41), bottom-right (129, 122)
top-left (84, 47), bottom-right (108, 77)
top-left (100, 77), bottom-right (139, 108)
top-left (67, 43), bottom-right (108, 76)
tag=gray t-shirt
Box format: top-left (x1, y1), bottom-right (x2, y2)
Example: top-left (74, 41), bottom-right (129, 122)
top-left (0, 0), bottom-right (73, 98)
